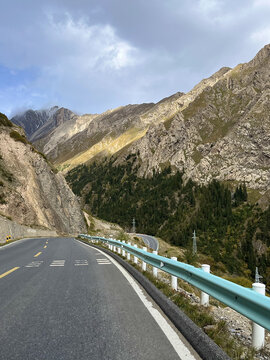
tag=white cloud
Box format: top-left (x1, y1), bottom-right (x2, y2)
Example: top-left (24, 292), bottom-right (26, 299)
top-left (0, 10), bottom-right (142, 114)
top-left (253, 0), bottom-right (270, 8)
top-left (0, 11), bottom-right (138, 71)
top-left (1, 1), bottom-right (270, 116)
top-left (43, 13), bottom-right (139, 71)
top-left (250, 26), bottom-right (270, 46)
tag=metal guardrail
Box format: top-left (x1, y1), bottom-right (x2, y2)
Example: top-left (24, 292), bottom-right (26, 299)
top-left (79, 234), bottom-right (270, 332)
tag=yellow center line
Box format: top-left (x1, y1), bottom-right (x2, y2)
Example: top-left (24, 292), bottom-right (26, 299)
top-left (0, 267), bottom-right (20, 279)
top-left (34, 252), bottom-right (42, 257)
top-left (44, 245), bottom-right (47, 249)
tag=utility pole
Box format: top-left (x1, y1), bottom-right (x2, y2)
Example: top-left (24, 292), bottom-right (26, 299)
top-left (255, 267), bottom-right (263, 283)
top-left (192, 230), bottom-right (197, 255)
top-left (132, 218), bottom-right (136, 233)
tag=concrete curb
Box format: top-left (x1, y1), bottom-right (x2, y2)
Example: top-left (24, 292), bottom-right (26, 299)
top-left (81, 241), bottom-right (231, 360)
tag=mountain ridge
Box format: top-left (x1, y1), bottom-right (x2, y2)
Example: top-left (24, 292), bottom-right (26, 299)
top-left (10, 44), bottom-right (270, 195)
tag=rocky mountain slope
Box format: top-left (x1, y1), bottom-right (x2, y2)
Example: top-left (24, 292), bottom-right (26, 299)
top-left (35, 103), bottom-right (154, 167)
top-left (0, 113), bottom-right (86, 237)
top-left (11, 106), bottom-right (77, 142)
top-left (11, 106), bottom-right (59, 140)
top-left (124, 44), bottom-right (270, 194)
top-left (12, 44), bottom-right (270, 195)
top-left (14, 66), bottom-right (230, 173)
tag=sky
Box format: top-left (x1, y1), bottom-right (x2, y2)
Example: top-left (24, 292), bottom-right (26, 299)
top-left (0, 0), bottom-right (270, 117)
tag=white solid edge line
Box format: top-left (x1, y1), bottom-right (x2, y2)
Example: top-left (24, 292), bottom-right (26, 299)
top-left (80, 242), bottom-right (197, 360)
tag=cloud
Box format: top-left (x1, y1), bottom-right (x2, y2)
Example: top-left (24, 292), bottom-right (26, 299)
top-left (250, 27), bottom-right (270, 47)
top-left (1, 0), bottom-right (270, 116)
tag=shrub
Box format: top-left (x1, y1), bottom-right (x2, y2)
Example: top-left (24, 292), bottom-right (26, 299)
top-left (0, 113), bottom-right (13, 127)
top-left (0, 193), bottom-right (6, 204)
top-left (9, 130), bottom-right (28, 144)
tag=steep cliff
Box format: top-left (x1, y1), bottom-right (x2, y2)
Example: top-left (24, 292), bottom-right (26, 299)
top-left (0, 113), bottom-right (86, 236)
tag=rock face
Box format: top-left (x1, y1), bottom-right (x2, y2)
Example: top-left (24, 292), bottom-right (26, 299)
top-left (11, 106), bottom-right (59, 139)
top-left (117, 44), bottom-right (270, 193)
top-left (0, 116), bottom-right (86, 235)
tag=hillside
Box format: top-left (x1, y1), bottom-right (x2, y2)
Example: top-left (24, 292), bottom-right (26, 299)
top-left (67, 159), bottom-right (270, 288)
top-left (0, 113), bottom-right (86, 239)
top-left (122, 44), bottom-right (270, 194)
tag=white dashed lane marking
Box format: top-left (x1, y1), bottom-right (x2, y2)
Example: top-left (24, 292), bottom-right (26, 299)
top-left (25, 260), bottom-right (91, 268)
top-left (74, 260), bottom-right (88, 266)
top-left (50, 260), bottom-right (65, 267)
top-left (96, 258), bottom-right (111, 265)
top-left (25, 261), bottom-right (43, 268)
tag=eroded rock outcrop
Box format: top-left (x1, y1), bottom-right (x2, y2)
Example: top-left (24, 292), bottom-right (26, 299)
top-left (0, 116), bottom-right (86, 235)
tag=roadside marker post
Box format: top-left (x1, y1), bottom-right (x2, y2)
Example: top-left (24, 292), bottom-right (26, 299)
top-left (122, 241), bottom-right (126, 257)
top-left (201, 264), bottom-right (210, 306)
top-left (153, 250), bottom-right (158, 277)
top-left (133, 244), bottom-right (138, 264)
top-left (127, 243), bottom-right (131, 260)
top-left (117, 241), bottom-right (121, 255)
top-left (171, 257), bottom-right (178, 290)
top-left (142, 247), bottom-right (147, 271)
top-left (252, 283), bottom-right (265, 350)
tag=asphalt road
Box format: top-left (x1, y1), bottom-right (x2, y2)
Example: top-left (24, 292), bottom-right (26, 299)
top-left (136, 233), bottom-right (159, 251)
top-left (0, 237), bottom-right (199, 360)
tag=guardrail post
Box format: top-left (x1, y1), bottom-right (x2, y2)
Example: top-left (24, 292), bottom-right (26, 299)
top-left (153, 250), bottom-right (158, 277)
top-left (171, 257), bottom-right (178, 290)
top-left (117, 241), bottom-right (121, 254)
top-left (252, 283), bottom-right (265, 350)
top-left (134, 244), bottom-right (138, 264)
top-left (122, 241), bottom-right (126, 257)
top-left (127, 242), bottom-right (131, 260)
top-left (142, 247), bottom-right (147, 271)
top-left (201, 264), bottom-right (210, 306)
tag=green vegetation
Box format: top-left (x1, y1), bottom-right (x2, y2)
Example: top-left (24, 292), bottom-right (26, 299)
top-left (0, 163), bottom-right (13, 182)
top-left (67, 158), bottom-right (270, 287)
top-left (9, 130), bottom-right (29, 144)
top-left (31, 147), bottom-right (58, 174)
top-left (0, 193), bottom-right (6, 204)
top-left (142, 271), bottom-right (255, 360)
top-left (0, 113), bottom-right (13, 127)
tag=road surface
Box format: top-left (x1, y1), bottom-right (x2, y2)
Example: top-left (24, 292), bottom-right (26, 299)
top-left (0, 237), bottom-right (199, 360)
top-left (136, 233), bottom-right (159, 251)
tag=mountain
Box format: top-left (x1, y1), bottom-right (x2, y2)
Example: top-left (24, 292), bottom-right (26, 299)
top-left (123, 45), bottom-right (270, 194)
top-left (11, 44), bottom-right (270, 195)
top-left (11, 106), bottom-right (77, 142)
top-left (8, 44), bottom-right (270, 286)
top-left (34, 103), bottom-right (154, 166)
top-left (15, 66), bottom-right (229, 173)
top-left (11, 106), bottom-right (59, 139)
top-left (0, 112), bottom-right (86, 239)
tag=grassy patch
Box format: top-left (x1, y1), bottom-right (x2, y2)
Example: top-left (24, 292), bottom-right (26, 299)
top-left (0, 193), bottom-right (6, 204)
top-left (0, 113), bottom-right (13, 127)
top-left (191, 149), bottom-right (203, 164)
top-left (9, 130), bottom-right (29, 144)
top-left (0, 163), bottom-right (13, 182)
top-left (163, 113), bottom-right (177, 130)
